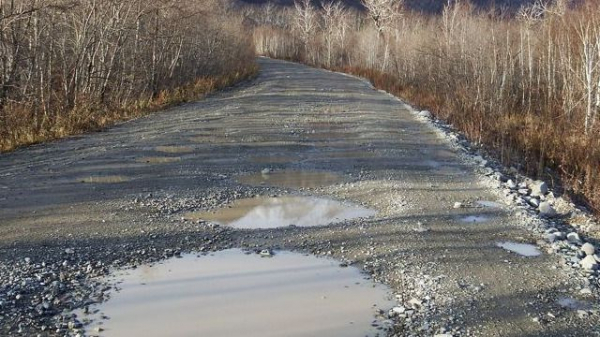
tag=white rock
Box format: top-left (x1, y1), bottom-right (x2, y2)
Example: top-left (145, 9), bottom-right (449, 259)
top-left (528, 198), bottom-right (540, 208)
top-left (506, 179), bottom-right (517, 189)
top-left (259, 249), bottom-right (273, 257)
top-left (65, 248), bottom-right (75, 254)
top-left (408, 298), bottom-right (422, 308)
top-left (418, 110), bottom-right (432, 119)
top-left (391, 306), bottom-right (406, 314)
top-left (24, 257), bottom-right (31, 264)
top-left (581, 243), bottom-right (595, 256)
top-left (531, 181), bottom-right (549, 196)
top-left (434, 334), bottom-right (453, 337)
top-left (453, 202), bottom-right (463, 209)
top-left (567, 232), bottom-right (581, 244)
top-left (579, 255), bottom-right (598, 270)
top-left (538, 202), bottom-right (556, 217)
top-left (261, 168), bottom-right (271, 175)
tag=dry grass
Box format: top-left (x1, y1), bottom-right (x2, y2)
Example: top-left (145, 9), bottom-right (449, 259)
top-left (244, 1), bottom-right (600, 214)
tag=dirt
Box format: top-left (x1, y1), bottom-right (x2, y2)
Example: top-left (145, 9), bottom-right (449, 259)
top-left (0, 58), bottom-right (598, 337)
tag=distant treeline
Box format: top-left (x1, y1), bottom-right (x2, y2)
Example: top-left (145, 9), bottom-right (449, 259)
top-left (242, 0), bottom-right (600, 213)
top-left (0, 0), bottom-right (255, 151)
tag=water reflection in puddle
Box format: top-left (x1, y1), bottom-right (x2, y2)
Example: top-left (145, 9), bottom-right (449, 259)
top-left (496, 241), bottom-right (541, 257)
top-left (184, 196), bottom-right (376, 229)
top-left (460, 215), bottom-right (491, 223)
top-left (238, 170), bottom-right (345, 188)
top-left (79, 249), bottom-right (393, 337)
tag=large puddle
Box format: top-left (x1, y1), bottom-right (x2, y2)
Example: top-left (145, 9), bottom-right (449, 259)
top-left (79, 249), bottom-right (393, 337)
top-left (238, 170), bottom-right (345, 188)
top-left (183, 196), bottom-right (376, 229)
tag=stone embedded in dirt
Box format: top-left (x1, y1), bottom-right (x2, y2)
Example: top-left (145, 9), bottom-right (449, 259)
top-left (567, 232), bottom-right (581, 244)
top-left (579, 255), bottom-right (598, 270)
top-left (531, 181), bottom-right (549, 196)
top-left (259, 249), bottom-right (273, 257)
top-left (528, 198), bottom-right (540, 208)
top-left (581, 243), bottom-right (595, 256)
top-left (418, 110), bottom-right (432, 119)
top-left (538, 202), bottom-right (556, 217)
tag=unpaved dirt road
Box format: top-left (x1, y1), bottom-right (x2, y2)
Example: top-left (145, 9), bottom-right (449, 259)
top-left (0, 58), bottom-right (598, 336)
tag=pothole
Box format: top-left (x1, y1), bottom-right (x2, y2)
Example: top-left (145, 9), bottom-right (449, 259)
top-left (77, 249), bottom-right (393, 337)
top-left (183, 196), bottom-right (376, 229)
top-left (155, 146), bottom-right (194, 154)
top-left (136, 157), bottom-right (181, 164)
top-left (80, 176), bottom-right (129, 183)
top-left (495, 241), bottom-right (541, 257)
top-left (238, 170), bottom-right (345, 188)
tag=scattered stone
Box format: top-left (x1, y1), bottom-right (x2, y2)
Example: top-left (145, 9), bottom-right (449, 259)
top-left (579, 255), bottom-right (598, 270)
top-left (259, 249), bottom-right (273, 257)
top-left (538, 202), bottom-right (556, 217)
top-left (261, 168), bottom-right (272, 175)
top-left (418, 110), bottom-right (432, 119)
top-left (567, 232), bottom-right (582, 244)
top-left (453, 202), bottom-right (463, 209)
top-left (506, 179), bottom-right (517, 189)
top-left (531, 181), bottom-right (549, 196)
top-left (528, 198), bottom-right (540, 208)
top-left (581, 243), bottom-right (595, 256)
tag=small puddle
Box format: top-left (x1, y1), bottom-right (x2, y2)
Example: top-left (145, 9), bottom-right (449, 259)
top-left (460, 215), bottom-right (491, 223)
top-left (136, 157), bottom-right (181, 164)
top-left (80, 176), bottom-right (129, 183)
top-left (496, 241), bottom-right (541, 257)
top-left (557, 297), bottom-right (593, 310)
top-left (183, 196), bottom-right (376, 229)
top-left (155, 146), bottom-right (194, 154)
top-left (78, 249), bottom-right (393, 337)
top-left (238, 170), bottom-right (345, 188)
top-left (477, 201), bottom-right (504, 208)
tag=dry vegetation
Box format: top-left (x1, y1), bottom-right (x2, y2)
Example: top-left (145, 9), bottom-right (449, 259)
top-left (243, 0), bottom-right (600, 213)
top-left (0, 0), bottom-right (256, 151)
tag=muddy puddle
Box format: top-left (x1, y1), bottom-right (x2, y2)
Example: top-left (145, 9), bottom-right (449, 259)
top-left (183, 196), bottom-right (376, 229)
top-left (78, 249), bottom-right (393, 337)
top-left (238, 170), bottom-right (345, 188)
top-left (496, 241), bottom-right (541, 257)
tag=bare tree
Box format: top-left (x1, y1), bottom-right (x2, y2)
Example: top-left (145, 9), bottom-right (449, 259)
top-left (293, 0), bottom-right (318, 62)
